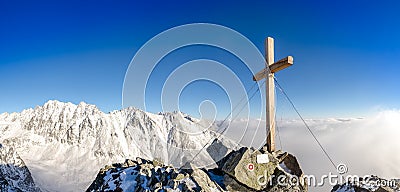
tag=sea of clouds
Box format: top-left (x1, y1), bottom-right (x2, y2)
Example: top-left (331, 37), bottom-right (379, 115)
top-left (221, 109), bottom-right (400, 190)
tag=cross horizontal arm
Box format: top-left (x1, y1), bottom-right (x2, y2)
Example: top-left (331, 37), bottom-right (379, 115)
top-left (253, 68), bottom-right (268, 81)
top-left (253, 56), bottom-right (294, 81)
top-left (269, 56), bottom-right (293, 73)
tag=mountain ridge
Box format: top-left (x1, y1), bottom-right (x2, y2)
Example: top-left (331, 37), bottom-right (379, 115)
top-left (0, 100), bottom-right (238, 191)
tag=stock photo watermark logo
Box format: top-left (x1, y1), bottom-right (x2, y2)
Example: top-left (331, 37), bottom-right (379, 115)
top-left (122, 23), bottom-right (266, 168)
top-left (257, 163), bottom-right (397, 189)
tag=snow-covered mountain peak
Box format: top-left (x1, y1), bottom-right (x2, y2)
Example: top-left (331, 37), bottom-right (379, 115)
top-left (0, 100), bottom-right (238, 191)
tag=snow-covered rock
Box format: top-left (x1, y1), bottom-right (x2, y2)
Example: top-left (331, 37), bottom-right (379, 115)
top-left (0, 144), bottom-right (41, 191)
top-left (86, 157), bottom-right (224, 192)
top-left (331, 175), bottom-right (399, 192)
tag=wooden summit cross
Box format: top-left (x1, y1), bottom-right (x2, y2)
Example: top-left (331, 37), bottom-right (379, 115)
top-left (253, 37), bottom-right (293, 152)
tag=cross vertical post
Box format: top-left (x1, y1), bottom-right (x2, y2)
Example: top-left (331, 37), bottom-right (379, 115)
top-left (253, 37), bottom-right (294, 153)
top-left (265, 37), bottom-right (275, 152)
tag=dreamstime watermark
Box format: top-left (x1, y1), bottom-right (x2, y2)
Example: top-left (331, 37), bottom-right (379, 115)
top-left (257, 163), bottom-right (397, 189)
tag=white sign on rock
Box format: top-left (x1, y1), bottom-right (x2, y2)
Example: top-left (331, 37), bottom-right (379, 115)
top-left (256, 154), bottom-right (270, 164)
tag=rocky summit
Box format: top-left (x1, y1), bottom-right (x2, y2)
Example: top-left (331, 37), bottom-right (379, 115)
top-left (87, 146), bottom-right (307, 192)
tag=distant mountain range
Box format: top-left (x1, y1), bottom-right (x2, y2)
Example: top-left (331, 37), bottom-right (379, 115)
top-left (0, 100), bottom-right (237, 191)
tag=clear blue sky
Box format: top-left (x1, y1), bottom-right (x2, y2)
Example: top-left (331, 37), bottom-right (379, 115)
top-left (1, 0), bottom-right (399, 118)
